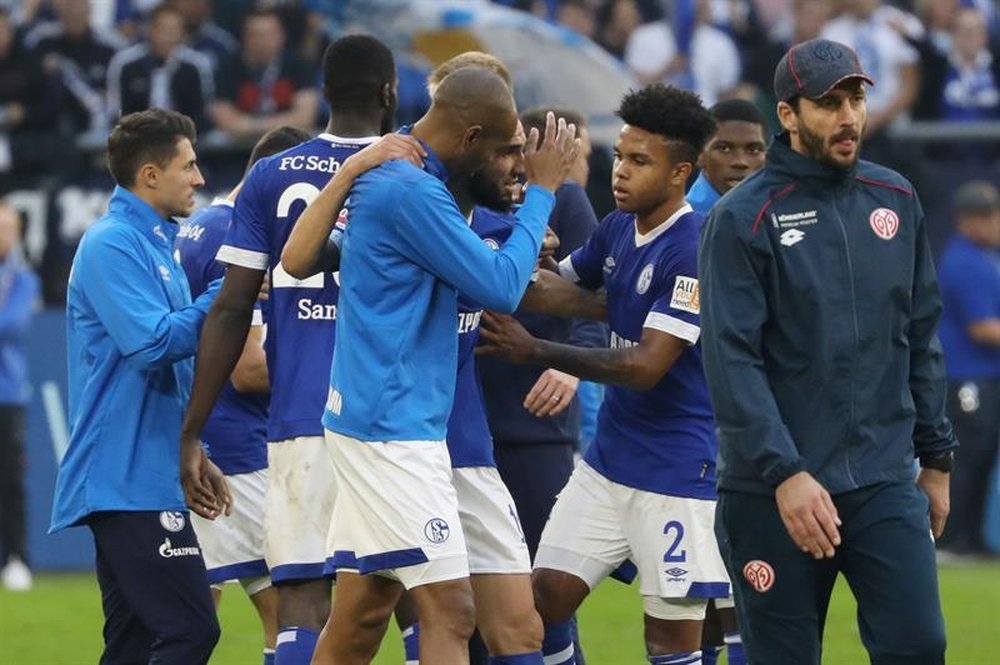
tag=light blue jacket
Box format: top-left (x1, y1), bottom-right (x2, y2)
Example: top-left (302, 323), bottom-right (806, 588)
top-left (51, 187), bottom-right (219, 531)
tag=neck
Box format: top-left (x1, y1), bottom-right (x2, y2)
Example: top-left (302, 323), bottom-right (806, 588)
top-left (635, 194), bottom-right (686, 234)
top-left (325, 112), bottom-right (383, 138)
top-left (448, 180), bottom-right (475, 217)
top-left (411, 116), bottom-right (455, 170)
top-left (128, 187), bottom-right (170, 220)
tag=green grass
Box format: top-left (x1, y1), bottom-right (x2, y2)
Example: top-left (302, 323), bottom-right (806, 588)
top-left (3, 563), bottom-right (998, 664)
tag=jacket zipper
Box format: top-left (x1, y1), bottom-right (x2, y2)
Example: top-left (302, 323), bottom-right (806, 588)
top-left (831, 196), bottom-right (859, 488)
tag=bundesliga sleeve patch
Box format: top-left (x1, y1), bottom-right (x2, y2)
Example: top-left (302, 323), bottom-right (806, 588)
top-left (670, 276), bottom-right (700, 314)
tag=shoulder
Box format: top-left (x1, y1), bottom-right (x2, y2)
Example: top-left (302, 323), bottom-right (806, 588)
top-left (853, 161), bottom-right (916, 198)
top-left (23, 21), bottom-right (60, 49)
top-left (78, 216), bottom-right (144, 264)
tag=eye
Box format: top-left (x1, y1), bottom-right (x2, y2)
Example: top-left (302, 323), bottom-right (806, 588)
top-left (716, 145), bottom-right (731, 153)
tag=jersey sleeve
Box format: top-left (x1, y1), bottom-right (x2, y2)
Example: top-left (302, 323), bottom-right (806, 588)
top-left (395, 181), bottom-right (553, 313)
top-left (218, 162), bottom-right (271, 270)
top-left (558, 213), bottom-right (611, 290)
top-left (644, 233), bottom-right (701, 345)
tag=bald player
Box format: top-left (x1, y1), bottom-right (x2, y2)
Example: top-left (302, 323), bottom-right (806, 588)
top-left (292, 67), bottom-right (578, 665)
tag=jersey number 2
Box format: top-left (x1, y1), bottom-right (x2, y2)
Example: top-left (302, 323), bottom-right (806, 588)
top-left (663, 520), bottom-right (686, 563)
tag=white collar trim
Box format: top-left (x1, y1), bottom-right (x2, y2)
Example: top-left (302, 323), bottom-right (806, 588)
top-left (634, 202), bottom-right (693, 247)
top-left (318, 133), bottom-right (380, 145)
top-left (211, 197), bottom-right (234, 208)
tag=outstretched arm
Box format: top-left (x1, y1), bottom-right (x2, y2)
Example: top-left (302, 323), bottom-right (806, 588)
top-left (519, 269), bottom-right (607, 321)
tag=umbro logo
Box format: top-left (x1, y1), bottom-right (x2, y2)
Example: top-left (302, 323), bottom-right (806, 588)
top-left (780, 229), bottom-right (806, 247)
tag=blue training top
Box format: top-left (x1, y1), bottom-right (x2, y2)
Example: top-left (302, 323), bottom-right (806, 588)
top-left (560, 205), bottom-right (718, 499)
top-left (323, 144), bottom-right (555, 442)
top-left (937, 234), bottom-right (1000, 380)
top-left (175, 199), bottom-right (268, 475)
top-left (52, 186), bottom-right (218, 531)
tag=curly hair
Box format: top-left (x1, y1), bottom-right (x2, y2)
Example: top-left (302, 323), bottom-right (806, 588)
top-left (617, 85), bottom-right (716, 165)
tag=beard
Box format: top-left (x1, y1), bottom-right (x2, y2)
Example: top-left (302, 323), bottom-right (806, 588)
top-left (467, 166), bottom-right (513, 213)
top-left (798, 120), bottom-right (862, 170)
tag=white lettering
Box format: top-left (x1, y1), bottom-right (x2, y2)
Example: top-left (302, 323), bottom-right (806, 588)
top-left (278, 155), bottom-right (342, 174)
top-left (158, 538), bottom-right (200, 558)
top-left (297, 298), bottom-right (338, 320)
top-left (458, 311), bottom-right (482, 334)
top-left (610, 332), bottom-right (638, 349)
top-left (177, 223), bottom-right (205, 242)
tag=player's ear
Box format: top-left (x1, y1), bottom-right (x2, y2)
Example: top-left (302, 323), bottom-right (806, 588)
top-left (777, 100), bottom-right (798, 134)
top-left (672, 161), bottom-right (693, 187)
top-left (138, 162), bottom-right (160, 189)
top-left (462, 125), bottom-right (483, 152)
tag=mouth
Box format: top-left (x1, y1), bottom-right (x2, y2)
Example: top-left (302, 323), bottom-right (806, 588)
top-left (612, 186), bottom-right (628, 201)
top-left (724, 175), bottom-right (746, 187)
top-left (831, 133), bottom-right (859, 153)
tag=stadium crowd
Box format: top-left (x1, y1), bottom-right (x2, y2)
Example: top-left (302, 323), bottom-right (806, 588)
top-left (0, 1), bottom-right (998, 665)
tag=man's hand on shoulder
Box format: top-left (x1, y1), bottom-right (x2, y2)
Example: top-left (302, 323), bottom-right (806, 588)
top-left (775, 471), bottom-right (842, 559)
top-left (342, 133), bottom-right (426, 176)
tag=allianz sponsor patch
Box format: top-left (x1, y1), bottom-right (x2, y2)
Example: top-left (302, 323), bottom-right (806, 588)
top-left (670, 276), bottom-right (700, 314)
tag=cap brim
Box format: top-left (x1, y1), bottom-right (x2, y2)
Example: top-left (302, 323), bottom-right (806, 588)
top-left (809, 73), bottom-right (876, 99)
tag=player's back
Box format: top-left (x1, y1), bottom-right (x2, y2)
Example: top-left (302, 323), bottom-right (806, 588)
top-left (218, 133), bottom-right (377, 443)
top-left (176, 200), bottom-right (268, 475)
top-left (577, 209), bottom-right (717, 499)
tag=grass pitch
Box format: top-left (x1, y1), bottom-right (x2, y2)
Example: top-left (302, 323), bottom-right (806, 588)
top-left (3, 562), bottom-right (997, 664)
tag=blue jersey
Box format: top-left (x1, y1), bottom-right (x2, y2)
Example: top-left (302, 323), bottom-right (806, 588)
top-left (218, 133), bottom-right (376, 442)
top-left (323, 142), bottom-right (555, 442)
top-left (446, 207), bottom-right (519, 468)
top-left (560, 205), bottom-right (717, 499)
top-left (686, 172), bottom-right (722, 216)
top-left (937, 234), bottom-right (1000, 380)
top-left (176, 199), bottom-right (268, 475)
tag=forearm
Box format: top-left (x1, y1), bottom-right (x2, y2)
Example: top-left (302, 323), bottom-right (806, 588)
top-left (526, 339), bottom-right (648, 390)
top-left (519, 270), bottom-right (607, 321)
top-left (281, 161), bottom-right (360, 278)
top-left (181, 302), bottom-right (254, 438)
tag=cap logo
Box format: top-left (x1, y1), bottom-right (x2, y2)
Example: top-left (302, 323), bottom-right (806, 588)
top-left (812, 41), bottom-right (844, 62)
top-left (869, 208), bottom-right (899, 240)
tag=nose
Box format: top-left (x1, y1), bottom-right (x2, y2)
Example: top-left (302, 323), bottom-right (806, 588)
top-left (192, 166), bottom-right (206, 188)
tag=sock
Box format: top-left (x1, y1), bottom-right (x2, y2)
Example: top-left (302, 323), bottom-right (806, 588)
top-left (701, 646), bottom-right (722, 665)
top-left (274, 627), bottom-right (319, 665)
top-left (263, 648), bottom-right (275, 665)
top-left (648, 650), bottom-right (702, 665)
top-left (488, 653), bottom-right (544, 664)
top-left (402, 622), bottom-right (420, 665)
top-left (541, 620), bottom-right (576, 665)
top-left (724, 630), bottom-right (746, 665)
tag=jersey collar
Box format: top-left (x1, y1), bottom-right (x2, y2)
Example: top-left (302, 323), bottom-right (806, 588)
top-left (109, 185), bottom-right (179, 247)
top-left (634, 203), bottom-right (693, 248)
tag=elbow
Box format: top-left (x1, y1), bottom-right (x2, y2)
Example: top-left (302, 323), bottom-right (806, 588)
top-left (622, 362), bottom-right (663, 392)
top-left (280, 253), bottom-right (309, 281)
top-left (230, 368), bottom-right (266, 393)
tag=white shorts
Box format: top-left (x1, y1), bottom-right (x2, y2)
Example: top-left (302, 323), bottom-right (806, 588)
top-left (192, 469), bottom-right (269, 586)
top-left (453, 466), bottom-right (531, 575)
top-left (324, 430), bottom-right (469, 590)
top-left (265, 436), bottom-right (338, 583)
top-left (535, 461), bottom-right (730, 616)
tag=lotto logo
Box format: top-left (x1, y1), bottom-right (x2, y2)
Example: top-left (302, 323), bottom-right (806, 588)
top-left (869, 207), bottom-right (899, 240)
top-left (743, 559), bottom-right (775, 593)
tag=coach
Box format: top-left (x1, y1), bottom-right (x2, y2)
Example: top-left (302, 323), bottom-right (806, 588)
top-left (50, 108), bottom-right (227, 665)
top-left (699, 39), bottom-right (957, 664)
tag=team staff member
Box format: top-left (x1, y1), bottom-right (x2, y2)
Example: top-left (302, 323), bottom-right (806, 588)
top-left (50, 108), bottom-right (228, 665)
top-left (936, 181), bottom-right (1000, 559)
top-left (699, 39), bottom-right (957, 665)
top-left (686, 99), bottom-right (768, 215)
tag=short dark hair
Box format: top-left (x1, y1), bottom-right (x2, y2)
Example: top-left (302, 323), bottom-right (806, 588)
top-left (242, 7), bottom-right (282, 30)
top-left (617, 85), bottom-right (716, 165)
top-left (107, 108), bottom-right (196, 187)
top-left (245, 126), bottom-right (311, 172)
top-left (520, 107), bottom-right (586, 135)
top-left (321, 34), bottom-right (396, 113)
top-left (709, 99), bottom-right (767, 129)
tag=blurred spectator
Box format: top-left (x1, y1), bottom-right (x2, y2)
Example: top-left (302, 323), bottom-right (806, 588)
top-left (915, 0), bottom-right (961, 54)
top-left (169, 0), bottom-right (239, 68)
top-left (210, 7), bottom-right (318, 139)
top-left (106, 3), bottom-right (214, 131)
top-left (935, 181), bottom-right (1000, 559)
top-left (0, 201), bottom-right (41, 592)
top-left (625, 0), bottom-right (741, 105)
top-left (556, 0), bottom-right (598, 39)
top-left (25, 0), bottom-right (126, 135)
top-left (915, 6), bottom-right (1000, 122)
top-left (595, 0), bottom-right (643, 60)
top-left (821, 0), bottom-right (921, 136)
top-left (0, 7), bottom-right (57, 177)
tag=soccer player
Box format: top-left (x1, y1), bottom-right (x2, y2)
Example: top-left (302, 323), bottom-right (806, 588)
top-left (478, 85), bottom-right (728, 665)
top-left (686, 99), bottom-right (768, 215)
top-left (283, 66), bottom-right (578, 665)
top-left (51, 108), bottom-right (226, 665)
top-left (174, 126), bottom-right (310, 665)
top-left (178, 35), bottom-right (400, 665)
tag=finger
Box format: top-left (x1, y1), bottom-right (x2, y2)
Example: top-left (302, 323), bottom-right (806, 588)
top-left (802, 513), bottom-right (836, 558)
top-left (543, 111), bottom-right (557, 148)
top-left (547, 398), bottom-right (571, 416)
top-left (184, 476), bottom-right (217, 512)
top-left (523, 378), bottom-right (551, 410)
top-left (821, 490), bottom-right (842, 527)
top-left (524, 126), bottom-right (541, 157)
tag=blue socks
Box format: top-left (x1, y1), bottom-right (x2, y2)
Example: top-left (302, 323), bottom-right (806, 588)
top-left (402, 622), bottom-right (420, 665)
top-left (263, 647), bottom-right (275, 665)
top-left (724, 630), bottom-right (746, 665)
top-left (701, 645), bottom-right (722, 665)
top-left (648, 651), bottom-right (702, 665)
top-left (488, 653), bottom-right (544, 664)
top-left (542, 620), bottom-right (576, 665)
top-left (274, 627), bottom-right (319, 665)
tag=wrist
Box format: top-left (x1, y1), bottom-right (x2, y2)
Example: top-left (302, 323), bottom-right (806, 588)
top-left (918, 450), bottom-right (953, 473)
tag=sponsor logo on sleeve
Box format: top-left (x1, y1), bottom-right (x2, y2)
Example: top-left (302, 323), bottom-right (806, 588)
top-left (670, 276), bottom-right (700, 314)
